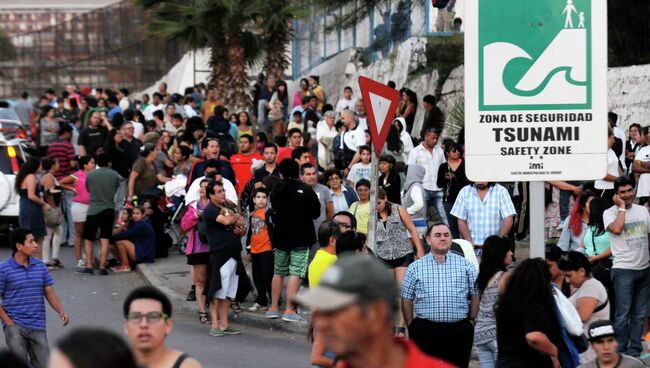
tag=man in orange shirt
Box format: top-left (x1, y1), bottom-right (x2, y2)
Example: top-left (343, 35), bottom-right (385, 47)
top-left (201, 87), bottom-right (220, 119)
top-left (230, 134), bottom-right (262, 194)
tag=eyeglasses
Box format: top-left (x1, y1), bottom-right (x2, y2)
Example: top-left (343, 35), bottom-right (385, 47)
top-left (126, 311), bottom-right (168, 324)
top-left (328, 176), bottom-right (340, 181)
top-left (338, 223), bottom-right (354, 229)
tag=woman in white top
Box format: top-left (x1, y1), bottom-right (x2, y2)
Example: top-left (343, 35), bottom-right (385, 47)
top-left (392, 117), bottom-right (413, 159)
top-left (594, 128), bottom-right (621, 201)
top-left (316, 111), bottom-right (338, 169)
top-left (559, 251), bottom-right (610, 362)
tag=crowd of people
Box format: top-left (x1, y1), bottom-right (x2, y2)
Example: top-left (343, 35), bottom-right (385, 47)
top-left (3, 79), bottom-right (649, 367)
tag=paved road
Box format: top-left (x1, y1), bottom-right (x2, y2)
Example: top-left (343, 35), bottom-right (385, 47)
top-left (0, 246), bottom-right (311, 367)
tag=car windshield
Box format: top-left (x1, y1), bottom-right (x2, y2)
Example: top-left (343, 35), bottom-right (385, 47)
top-left (0, 108), bottom-right (20, 121)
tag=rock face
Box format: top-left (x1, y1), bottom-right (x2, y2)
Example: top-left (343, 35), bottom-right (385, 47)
top-left (297, 35), bottom-right (650, 137)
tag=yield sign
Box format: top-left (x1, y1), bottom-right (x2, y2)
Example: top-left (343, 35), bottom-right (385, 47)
top-left (358, 76), bottom-right (401, 157)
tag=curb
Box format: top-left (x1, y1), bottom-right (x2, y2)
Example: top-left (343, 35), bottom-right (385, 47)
top-left (137, 264), bottom-right (309, 335)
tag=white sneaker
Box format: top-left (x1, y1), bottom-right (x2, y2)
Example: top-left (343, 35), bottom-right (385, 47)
top-left (74, 259), bottom-right (86, 270)
top-left (248, 303), bottom-right (268, 312)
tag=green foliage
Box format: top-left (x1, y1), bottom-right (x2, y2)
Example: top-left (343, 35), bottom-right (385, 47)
top-left (424, 34), bottom-right (463, 98)
top-left (608, 0), bottom-right (650, 67)
top-left (0, 29), bottom-right (16, 61)
top-left (445, 94), bottom-right (464, 141)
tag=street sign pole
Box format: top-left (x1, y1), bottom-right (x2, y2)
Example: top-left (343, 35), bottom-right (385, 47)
top-left (529, 181), bottom-right (545, 258)
top-left (358, 76), bottom-right (401, 251)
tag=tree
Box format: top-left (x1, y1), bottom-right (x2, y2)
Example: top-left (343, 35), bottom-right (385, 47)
top-left (135, 0), bottom-right (264, 110)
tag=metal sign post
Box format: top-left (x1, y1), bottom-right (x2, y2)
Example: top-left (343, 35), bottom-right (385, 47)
top-left (464, 0), bottom-right (608, 258)
top-left (358, 76), bottom-right (401, 251)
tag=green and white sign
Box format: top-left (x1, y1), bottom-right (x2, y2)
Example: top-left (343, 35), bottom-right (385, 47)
top-left (464, 0), bottom-right (607, 181)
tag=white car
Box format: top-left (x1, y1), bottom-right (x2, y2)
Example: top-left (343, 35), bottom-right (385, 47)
top-left (0, 135), bottom-right (31, 232)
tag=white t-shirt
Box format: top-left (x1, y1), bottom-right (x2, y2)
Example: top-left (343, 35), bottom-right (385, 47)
top-left (131, 121), bottom-right (144, 141)
top-left (342, 123), bottom-right (367, 152)
top-left (335, 98), bottom-right (357, 113)
top-left (634, 146), bottom-right (650, 197)
top-left (407, 144), bottom-right (446, 191)
top-left (143, 103), bottom-right (164, 121)
top-left (594, 149), bottom-right (618, 190)
top-left (603, 204), bottom-right (650, 270)
top-left (347, 162), bottom-right (371, 184)
top-left (185, 175), bottom-right (237, 205)
top-left (568, 278), bottom-right (610, 336)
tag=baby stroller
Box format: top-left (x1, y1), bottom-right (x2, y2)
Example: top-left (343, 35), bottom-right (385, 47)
top-left (136, 185), bottom-right (180, 258)
top-left (163, 176), bottom-right (189, 255)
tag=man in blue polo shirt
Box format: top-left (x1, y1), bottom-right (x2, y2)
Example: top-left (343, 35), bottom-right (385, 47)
top-left (0, 228), bottom-right (69, 368)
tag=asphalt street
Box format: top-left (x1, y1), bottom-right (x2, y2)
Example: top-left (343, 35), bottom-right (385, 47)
top-left (0, 245), bottom-right (311, 368)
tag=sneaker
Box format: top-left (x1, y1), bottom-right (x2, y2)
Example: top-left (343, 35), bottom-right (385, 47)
top-left (282, 313), bottom-right (304, 323)
top-left (265, 309), bottom-right (281, 319)
top-left (186, 289), bottom-right (197, 302)
top-left (209, 328), bottom-right (224, 337)
top-left (248, 303), bottom-right (268, 312)
top-left (220, 327), bottom-right (241, 335)
top-left (75, 259), bottom-right (86, 268)
top-left (97, 268), bottom-right (109, 276)
top-left (75, 267), bottom-right (94, 275)
top-left (111, 265), bottom-right (131, 273)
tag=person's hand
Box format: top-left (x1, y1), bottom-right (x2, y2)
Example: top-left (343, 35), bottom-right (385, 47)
top-left (551, 355), bottom-right (560, 368)
top-left (613, 194), bottom-right (625, 208)
top-left (588, 256), bottom-right (598, 263)
top-left (573, 185), bottom-right (582, 197)
top-left (59, 311), bottom-right (69, 326)
top-left (43, 203), bottom-right (51, 210)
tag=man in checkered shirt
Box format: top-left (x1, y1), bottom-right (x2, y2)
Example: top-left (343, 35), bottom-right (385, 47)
top-left (450, 182), bottom-right (516, 255)
top-left (400, 223), bottom-right (478, 367)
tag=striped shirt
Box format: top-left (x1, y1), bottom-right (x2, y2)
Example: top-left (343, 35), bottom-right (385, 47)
top-left (450, 184), bottom-right (516, 245)
top-left (400, 252), bottom-right (477, 323)
top-left (0, 256), bottom-right (54, 331)
top-left (47, 139), bottom-right (76, 179)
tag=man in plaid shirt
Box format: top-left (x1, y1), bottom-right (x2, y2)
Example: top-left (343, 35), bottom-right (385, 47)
top-left (450, 182), bottom-right (516, 255)
top-left (401, 223), bottom-right (478, 367)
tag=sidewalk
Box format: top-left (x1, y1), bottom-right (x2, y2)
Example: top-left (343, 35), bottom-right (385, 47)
top-left (137, 251), bottom-right (309, 335)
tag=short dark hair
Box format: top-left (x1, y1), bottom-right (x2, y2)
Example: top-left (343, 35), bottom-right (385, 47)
top-left (119, 88), bottom-right (129, 96)
top-left (422, 94), bottom-right (436, 105)
top-left (214, 105), bottom-right (227, 117)
top-left (123, 109), bottom-right (135, 121)
top-left (608, 111), bottom-right (618, 124)
top-left (263, 142), bottom-right (277, 153)
top-left (10, 227), bottom-right (32, 252)
top-left (343, 86), bottom-right (353, 92)
top-left (202, 138), bottom-right (220, 150)
top-left (252, 188), bottom-right (269, 198)
top-left (205, 158), bottom-right (221, 170)
top-left (356, 178), bottom-right (371, 189)
top-left (278, 158), bottom-right (299, 179)
top-left (288, 128), bottom-right (302, 137)
top-left (336, 232), bottom-right (364, 255)
top-left (614, 176), bottom-right (635, 192)
top-left (358, 145), bottom-right (371, 155)
top-left (291, 146), bottom-right (311, 161)
top-left (558, 251), bottom-right (592, 275)
top-left (58, 123), bottom-right (73, 136)
top-left (273, 135), bottom-right (287, 147)
top-left (425, 222), bottom-right (451, 237)
top-left (21, 91), bottom-right (29, 99)
top-left (94, 152), bottom-right (110, 167)
top-left (240, 134), bottom-right (254, 144)
top-left (318, 220), bottom-right (334, 248)
top-left (122, 286), bottom-right (172, 319)
top-left (152, 92), bottom-right (163, 100)
top-left (387, 81), bottom-right (396, 89)
top-left (300, 162), bottom-right (316, 175)
top-left (152, 110), bottom-right (164, 120)
top-left (42, 157), bottom-right (58, 171)
top-left (55, 328), bottom-right (138, 368)
top-left (206, 179), bottom-right (224, 197)
top-left (107, 95), bottom-right (119, 105)
top-left (171, 113), bottom-right (183, 121)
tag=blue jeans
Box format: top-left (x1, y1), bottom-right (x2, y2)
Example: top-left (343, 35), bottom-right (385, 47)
top-left (611, 267), bottom-right (650, 356)
top-left (3, 324), bottom-right (49, 368)
top-left (558, 181), bottom-right (580, 221)
top-left (62, 189), bottom-right (75, 245)
top-left (425, 190), bottom-right (448, 226)
top-left (475, 340), bottom-right (498, 368)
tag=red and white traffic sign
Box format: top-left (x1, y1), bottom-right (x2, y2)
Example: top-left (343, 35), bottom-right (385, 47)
top-left (358, 76), bottom-right (401, 157)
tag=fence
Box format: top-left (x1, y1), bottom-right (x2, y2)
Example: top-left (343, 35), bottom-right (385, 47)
top-left (291, 0), bottom-right (464, 78)
top-left (0, 1), bottom-right (186, 99)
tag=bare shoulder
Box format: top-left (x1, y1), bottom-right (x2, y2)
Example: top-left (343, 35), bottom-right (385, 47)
top-left (180, 357), bottom-right (203, 368)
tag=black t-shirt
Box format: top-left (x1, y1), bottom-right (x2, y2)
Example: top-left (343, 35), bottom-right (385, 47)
top-left (202, 202), bottom-right (241, 253)
top-left (119, 138), bottom-right (143, 168)
top-left (78, 125), bottom-right (108, 156)
top-left (496, 302), bottom-right (560, 368)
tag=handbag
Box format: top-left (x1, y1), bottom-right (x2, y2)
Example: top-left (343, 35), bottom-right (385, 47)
top-left (44, 207), bottom-right (63, 228)
top-left (553, 285), bottom-right (584, 336)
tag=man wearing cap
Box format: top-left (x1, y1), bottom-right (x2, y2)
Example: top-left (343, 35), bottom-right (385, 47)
top-left (295, 256), bottom-right (454, 368)
top-left (580, 320), bottom-right (645, 368)
top-left (603, 176), bottom-right (650, 357)
top-left (401, 223), bottom-right (478, 367)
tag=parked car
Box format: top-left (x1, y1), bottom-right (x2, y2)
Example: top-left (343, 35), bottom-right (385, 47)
top-left (0, 134), bottom-right (34, 233)
top-left (0, 101), bottom-right (29, 140)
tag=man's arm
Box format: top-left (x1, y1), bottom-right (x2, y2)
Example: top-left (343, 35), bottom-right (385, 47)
top-left (326, 201), bottom-right (334, 220)
top-left (457, 219), bottom-right (474, 244)
top-left (606, 196), bottom-right (626, 235)
top-left (499, 216), bottom-right (514, 237)
top-left (44, 286), bottom-right (69, 326)
top-left (0, 305), bottom-right (14, 325)
top-left (401, 299), bottom-right (415, 326)
top-left (469, 295), bottom-right (479, 320)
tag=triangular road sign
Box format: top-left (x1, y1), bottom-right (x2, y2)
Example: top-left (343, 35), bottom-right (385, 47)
top-left (358, 76), bottom-right (401, 157)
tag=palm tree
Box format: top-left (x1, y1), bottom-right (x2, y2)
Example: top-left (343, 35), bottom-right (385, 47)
top-left (135, 0), bottom-right (264, 110)
top-left (260, 0), bottom-right (308, 81)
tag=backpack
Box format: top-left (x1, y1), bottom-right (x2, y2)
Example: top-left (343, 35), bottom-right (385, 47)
top-left (431, 0), bottom-right (450, 9)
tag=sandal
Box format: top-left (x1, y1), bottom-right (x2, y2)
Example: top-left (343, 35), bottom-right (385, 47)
top-left (198, 312), bottom-right (210, 325)
top-left (52, 259), bottom-right (63, 268)
top-left (394, 326), bottom-right (407, 337)
top-left (231, 302), bottom-right (243, 313)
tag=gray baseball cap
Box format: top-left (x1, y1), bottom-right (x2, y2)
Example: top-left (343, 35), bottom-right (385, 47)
top-left (293, 255), bottom-right (398, 313)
